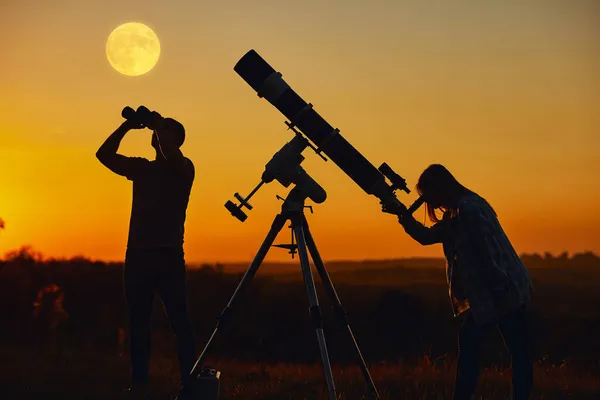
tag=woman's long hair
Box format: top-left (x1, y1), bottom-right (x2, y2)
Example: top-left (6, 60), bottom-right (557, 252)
top-left (416, 164), bottom-right (476, 223)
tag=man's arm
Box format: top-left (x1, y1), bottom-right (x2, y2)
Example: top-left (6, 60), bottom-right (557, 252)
top-left (96, 121), bottom-right (148, 178)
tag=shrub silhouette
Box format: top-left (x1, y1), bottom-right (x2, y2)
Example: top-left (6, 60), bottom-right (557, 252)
top-left (0, 246), bottom-right (599, 369)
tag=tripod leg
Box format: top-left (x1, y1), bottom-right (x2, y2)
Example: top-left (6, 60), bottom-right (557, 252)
top-left (177, 213), bottom-right (288, 399)
top-left (303, 218), bottom-right (380, 399)
top-left (292, 218), bottom-right (337, 400)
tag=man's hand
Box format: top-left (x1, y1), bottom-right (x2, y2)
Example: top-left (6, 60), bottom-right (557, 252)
top-left (122, 119), bottom-right (145, 131)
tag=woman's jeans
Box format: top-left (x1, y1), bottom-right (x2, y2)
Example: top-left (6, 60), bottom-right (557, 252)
top-left (453, 305), bottom-right (534, 399)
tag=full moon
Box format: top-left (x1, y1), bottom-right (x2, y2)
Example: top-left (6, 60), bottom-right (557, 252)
top-left (106, 22), bottom-right (160, 76)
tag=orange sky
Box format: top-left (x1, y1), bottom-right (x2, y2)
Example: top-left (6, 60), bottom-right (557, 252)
top-left (1, 1), bottom-right (599, 263)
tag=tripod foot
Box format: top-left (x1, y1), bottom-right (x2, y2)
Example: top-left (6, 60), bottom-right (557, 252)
top-left (176, 368), bottom-right (220, 400)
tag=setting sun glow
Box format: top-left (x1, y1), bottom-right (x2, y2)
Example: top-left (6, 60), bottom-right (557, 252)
top-left (0, 2), bottom-right (598, 263)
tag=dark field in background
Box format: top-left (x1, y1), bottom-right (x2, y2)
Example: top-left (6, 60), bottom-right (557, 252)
top-left (1, 247), bottom-right (599, 398)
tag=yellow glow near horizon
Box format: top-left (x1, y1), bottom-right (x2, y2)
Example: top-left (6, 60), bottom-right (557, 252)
top-left (106, 22), bottom-right (160, 76)
top-left (1, 2), bottom-right (598, 263)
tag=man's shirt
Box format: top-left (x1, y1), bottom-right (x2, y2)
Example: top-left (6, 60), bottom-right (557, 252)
top-left (122, 156), bottom-right (194, 249)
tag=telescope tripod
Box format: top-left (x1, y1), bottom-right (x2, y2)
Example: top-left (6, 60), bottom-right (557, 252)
top-left (179, 187), bottom-right (379, 400)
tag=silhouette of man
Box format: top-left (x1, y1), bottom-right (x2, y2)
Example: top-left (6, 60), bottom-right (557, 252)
top-left (96, 113), bottom-right (196, 395)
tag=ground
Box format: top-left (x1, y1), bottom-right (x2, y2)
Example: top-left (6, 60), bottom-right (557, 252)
top-left (1, 345), bottom-right (598, 399)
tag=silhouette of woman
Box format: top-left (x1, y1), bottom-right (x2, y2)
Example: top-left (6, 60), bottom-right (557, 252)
top-left (388, 164), bottom-right (534, 400)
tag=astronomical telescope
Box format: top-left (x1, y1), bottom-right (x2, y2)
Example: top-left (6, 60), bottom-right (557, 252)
top-left (179, 127), bottom-right (380, 400)
top-left (178, 49), bottom-right (425, 400)
top-left (224, 49), bottom-right (424, 221)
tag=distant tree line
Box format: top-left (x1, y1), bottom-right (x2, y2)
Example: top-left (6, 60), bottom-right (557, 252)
top-left (0, 245), bottom-right (599, 370)
top-left (519, 251), bottom-right (600, 269)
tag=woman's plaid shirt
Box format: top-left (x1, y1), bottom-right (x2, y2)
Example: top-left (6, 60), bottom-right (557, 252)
top-left (400, 193), bottom-right (533, 326)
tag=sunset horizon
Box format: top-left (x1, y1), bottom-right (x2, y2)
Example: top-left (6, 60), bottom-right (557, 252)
top-left (1, 1), bottom-right (598, 263)
top-left (2, 241), bottom-right (598, 266)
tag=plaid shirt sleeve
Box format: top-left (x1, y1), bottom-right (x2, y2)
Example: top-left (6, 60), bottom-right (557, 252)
top-left (400, 214), bottom-right (446, 245)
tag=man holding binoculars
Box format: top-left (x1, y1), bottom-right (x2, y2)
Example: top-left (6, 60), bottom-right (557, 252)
top-left (96, 107), bottom-right (196, 396)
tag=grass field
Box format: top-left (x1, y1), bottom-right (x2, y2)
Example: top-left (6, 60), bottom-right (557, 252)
top-left (1, 250), bottom-right (600, 399)
top-left (1, 345), bottom-right (599, 399)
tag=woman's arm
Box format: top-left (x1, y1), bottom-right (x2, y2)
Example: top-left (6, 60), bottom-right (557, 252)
top-left (399, 214), bottom-right (445, 245)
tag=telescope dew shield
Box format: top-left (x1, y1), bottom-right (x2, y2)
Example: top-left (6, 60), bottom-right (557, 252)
top-left (234, 50), bottom-right (386, 196)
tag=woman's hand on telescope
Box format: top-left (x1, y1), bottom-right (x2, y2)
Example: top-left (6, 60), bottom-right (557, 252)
top-left (380, 200), bottom-right (407, 217)
top-left (380, 201), bottom-right (392, 214)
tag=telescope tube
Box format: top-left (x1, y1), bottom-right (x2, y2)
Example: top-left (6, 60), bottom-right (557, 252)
top-left (234, 50), bottom-right (387, 196)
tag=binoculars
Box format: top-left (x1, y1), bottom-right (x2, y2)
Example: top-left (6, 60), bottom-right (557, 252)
top-left (121, 105), bottom-right (163, 130)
